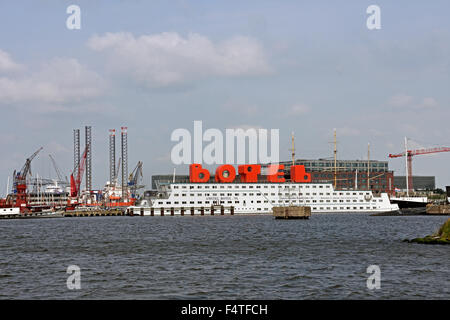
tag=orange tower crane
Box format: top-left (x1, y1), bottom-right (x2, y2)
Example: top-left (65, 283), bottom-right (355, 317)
top-left (388, 137), bottom-right (450, 195)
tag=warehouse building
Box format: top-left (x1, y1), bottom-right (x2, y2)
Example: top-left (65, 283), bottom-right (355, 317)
top-left (393, 176), bottom-right (435, 191)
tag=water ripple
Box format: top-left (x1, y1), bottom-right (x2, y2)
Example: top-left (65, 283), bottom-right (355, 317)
top-left (0, 214), bottom-right (449, 299)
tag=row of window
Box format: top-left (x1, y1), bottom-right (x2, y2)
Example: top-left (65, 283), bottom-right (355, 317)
top-left (170, 184), bottom-right (335, 190)
top-left (136, 206), bottom-right (378, 214)
top-left (289, 161), bottom-right (388, 168)
top-left (171, 191), bottom-right (372, 197)
top-left (157, 199), bottom-right (381, 205)
top-left (311, 206), bottom-right (377, 210)
top-left (152, 202), bottom-right (379, 211)
top-left (313, 173), bottom-right (388, 178)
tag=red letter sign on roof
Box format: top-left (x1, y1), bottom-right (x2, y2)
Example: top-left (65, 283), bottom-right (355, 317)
top-left (189, 164), bottom-right (210, 183)
top-left (267, 164), bottom-right (285, 183)
top-left (238, 164), bottom-right (261, 183)
top-left (215, 165), bottom-right (236, 183)
top-left (290, 165), bottom-right (311, 182)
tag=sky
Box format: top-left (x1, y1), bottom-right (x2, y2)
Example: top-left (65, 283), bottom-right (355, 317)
top-left (0, 0), bottom-right (450, 194)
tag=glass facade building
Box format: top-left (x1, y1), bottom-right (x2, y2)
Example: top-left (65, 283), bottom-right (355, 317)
top-left (261, 159), bottom-right (393, 195)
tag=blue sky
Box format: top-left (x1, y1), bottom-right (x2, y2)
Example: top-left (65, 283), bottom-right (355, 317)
top-left (1, 0), bottom-right (450, 193)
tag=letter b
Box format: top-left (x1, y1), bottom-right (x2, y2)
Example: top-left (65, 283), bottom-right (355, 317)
top-left (189, 164), bottom-right (211, 183)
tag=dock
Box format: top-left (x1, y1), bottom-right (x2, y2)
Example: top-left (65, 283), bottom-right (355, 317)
top-left (63, 209), bottom-right (126, 217)
top-left (273, 206), bottom-right (311, 219)
top-left (127, 205), bottom-right (235, 216)
top-left (0, 212), bottom-right (65, 219)
top-left (426, 204), bottom-right (450, 215)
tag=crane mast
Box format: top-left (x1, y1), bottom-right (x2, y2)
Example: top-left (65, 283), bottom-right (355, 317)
top-left (388, 138), bottom-right (450, 194)
top-left (49, 154), bottom-right (68, 183)
top-left (13, 147), bottom-right (43, 189)
top-left (129, 161), bottom-right (143, 199)
top-left (11, 147), bottom-right (43, 211)
top-left (70, 146), bottom-right (88, 198)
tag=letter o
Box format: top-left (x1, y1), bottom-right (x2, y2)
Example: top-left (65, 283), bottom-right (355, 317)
top-left (215, 165), bottom-right (236, 183)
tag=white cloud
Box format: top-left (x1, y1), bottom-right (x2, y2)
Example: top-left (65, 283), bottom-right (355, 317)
top-left (388, 93), bottom-right (414, 107)
top-left (369, 129), bottom-right (383, 136)
top-left (0, 49), bottom-right (23, 73)
top-left (0, 133), bottom-right (19, 146)
top-left (228, 124), bottom-right (264, 131)
top-left (388, 94), bottom-right (438, 110)
top-left (399, 123), bottom-right (420, 135)
top-left (45, 141), bottom-right (71, 154)
top-left (222, 100), bottom-right (259, 116)
top-left (336, 127), bottom-right (360, 137)
top-left (155, 153), bottom-right (172, 162)
top-left (419, 97), bottom-right (437, 109)
top-left (0, 57), bottom-right (106, 113)
top-left (288, 103), bottom-right (311, 115)
top-left (87, 32), bottom-right (271, 87)
top-left (386, 142), bottom-right (395, 150)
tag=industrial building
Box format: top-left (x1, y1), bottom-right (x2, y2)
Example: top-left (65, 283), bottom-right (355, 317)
top-left (394, 176), bottom-right (436, 191)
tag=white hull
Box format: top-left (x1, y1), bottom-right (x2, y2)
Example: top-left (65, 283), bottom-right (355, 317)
top-left (0, 207), bottom-right (21, 216)
top-left (129, 182), bottom-right (399, 215)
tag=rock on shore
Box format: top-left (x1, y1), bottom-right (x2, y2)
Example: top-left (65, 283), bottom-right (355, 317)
top-left (405, 218), bottom-right (450, 245)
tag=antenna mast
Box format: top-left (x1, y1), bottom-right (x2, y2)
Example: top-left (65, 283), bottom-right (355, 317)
top-left (367, 143), bottom-right (370, 190)
top-left (334, 129), bottom-right (337, 189)
top-left (405, 137), bottom-right (409, 197)
top-left (291, 131), bottom-right (295, 166)
top-left (6, 176), bottom-right (10, 197)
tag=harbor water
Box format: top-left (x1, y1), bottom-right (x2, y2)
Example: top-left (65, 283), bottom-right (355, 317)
top-left (0, 214), bottom-right (448, 299)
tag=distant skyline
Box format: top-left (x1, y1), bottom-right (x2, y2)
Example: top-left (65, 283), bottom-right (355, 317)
top-left (1, 1), bottom-right (450, 194)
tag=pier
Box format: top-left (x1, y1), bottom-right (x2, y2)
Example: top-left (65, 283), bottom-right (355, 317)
top-left (127, 205), bottom-right (235, 216)
top-left (426, 204), bottom-right (450, 215)
top-left (0, 212), bottom-right (64, 219)
top-left (273, 206), bottom-right (311, 219)
top-left (63, 209), bottom-right (126, 217)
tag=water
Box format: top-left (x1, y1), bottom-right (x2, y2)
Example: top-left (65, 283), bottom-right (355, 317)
top-left (0, 214), bottom-right (448, 299)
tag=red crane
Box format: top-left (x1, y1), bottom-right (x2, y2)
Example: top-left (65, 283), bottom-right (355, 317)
top-left (389, 138), bottom-right (450, 194)
top-left (70, 146), bottom-right (88, 198)
top-left (10, 147), bottom-right (43, 212)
